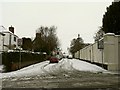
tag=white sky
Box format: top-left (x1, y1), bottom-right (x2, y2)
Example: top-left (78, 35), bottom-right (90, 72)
top-left (0, 0), bottom-right (113, 52)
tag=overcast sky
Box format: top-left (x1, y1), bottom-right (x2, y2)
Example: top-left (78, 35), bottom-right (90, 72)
top-left (0, 0), bottom-right (113, 52)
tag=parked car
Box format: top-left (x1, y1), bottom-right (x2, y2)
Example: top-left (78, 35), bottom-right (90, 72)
top-left (49, 56), bottom-right (59, 63)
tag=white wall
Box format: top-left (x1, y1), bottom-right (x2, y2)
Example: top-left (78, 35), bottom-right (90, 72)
top-left (79, 42), bottom-right (103, 64)
top-left (3, 31), bottom-right (19, 51)
top-left (0, 34), bottom-right (3, 52)
top-left (104, 34), bottom-right (120, 71)
top-left (75, 33), bottom-right (120, 71)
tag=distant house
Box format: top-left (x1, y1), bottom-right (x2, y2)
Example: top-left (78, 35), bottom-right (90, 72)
top-left (0, 26), bottom-right (20, 51)
top-left (21, 37), bottom-right (32, 51)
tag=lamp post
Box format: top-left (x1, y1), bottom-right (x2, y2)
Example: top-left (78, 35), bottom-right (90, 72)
top-left (17, 38), bottom-right (22, 69)
top-left (97, 39), bottom-right (104, 68)
top-left (15, 48), bottom-right (22, 69)
top-left (18, 48), bottom-right (22, 69)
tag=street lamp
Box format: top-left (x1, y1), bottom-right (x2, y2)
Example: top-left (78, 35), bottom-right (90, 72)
top-left (19, 48), bottom-right (21, 69)
top-left (17, 48), bottom-right (22, 69)
top-left (14, 47), bottom-right (22, 69)
top-left (97, 39), bottom-right (104, 68)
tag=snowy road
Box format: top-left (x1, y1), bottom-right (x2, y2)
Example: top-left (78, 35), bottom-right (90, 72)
top-left (1, 59), bottom-right (120, 89)
top-left (1, 59), bottom-right (108, 78)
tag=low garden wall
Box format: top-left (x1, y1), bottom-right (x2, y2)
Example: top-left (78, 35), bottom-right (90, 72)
top-left (2, 52), bottom-right (47, 72)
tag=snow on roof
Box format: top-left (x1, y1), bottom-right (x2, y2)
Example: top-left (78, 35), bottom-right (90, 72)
top-left (2, 31), bottom-right (18, 37)
top-left (0, 32), bottom-right (5, 36)
top-left (104, 33), bottom-right (115, 36)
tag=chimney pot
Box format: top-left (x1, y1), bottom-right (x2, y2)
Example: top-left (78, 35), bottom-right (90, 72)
top-left (9, 25), bottom-right (14, 33)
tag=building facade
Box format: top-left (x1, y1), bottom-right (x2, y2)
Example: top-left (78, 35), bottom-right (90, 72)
top-left (0, 32), bottom-right (5, 52)
top-left (0, 26), bottom-right (19, 52)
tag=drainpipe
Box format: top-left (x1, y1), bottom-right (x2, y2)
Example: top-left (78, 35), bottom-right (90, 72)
top-left (9, 34), bottom-right (12, 49)
top-left (2, 33), bottom-right (5, 52)
top-left (101, 49), bottom-right (104, 68)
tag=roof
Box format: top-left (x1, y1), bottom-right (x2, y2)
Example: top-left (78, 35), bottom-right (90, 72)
top-left (0, 32), bottom-right (5, 36)
top-left (2, 31), bottom-right (18, 38)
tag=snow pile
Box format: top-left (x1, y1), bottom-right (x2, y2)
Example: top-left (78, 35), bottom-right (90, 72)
top-left (1, 61), bottom-right (49, 78)
top-left (70, 59), bottom-right (107, 72)
top-left (0, 65), bottom-right (3, 72)
top-left (44, 59), bottom-right (74, 74)
top-left (0, 65), bottom-right (3, 79)
top-left (1, 59), bottom-right (108, 79)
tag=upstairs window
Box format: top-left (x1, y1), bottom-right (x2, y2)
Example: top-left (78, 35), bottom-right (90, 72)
top-left (14, 36), bottom-right (16, 42)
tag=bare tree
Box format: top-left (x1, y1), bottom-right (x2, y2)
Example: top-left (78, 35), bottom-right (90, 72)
top-left (33, 26), bottom-right (59, 54)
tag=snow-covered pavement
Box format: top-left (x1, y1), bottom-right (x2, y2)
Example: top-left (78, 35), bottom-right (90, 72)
top-left (1, 59), bottom-right (109, 79)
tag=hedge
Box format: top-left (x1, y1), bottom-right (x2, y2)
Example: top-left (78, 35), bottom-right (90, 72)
top-left (2, 52), bottom-right (47, 72)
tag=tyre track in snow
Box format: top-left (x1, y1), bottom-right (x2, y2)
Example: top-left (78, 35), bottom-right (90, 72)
top-left (40, 59), bottom-right (75, 77)
top-left (40, 60), bottom-right (61, 76)
top-left (40, 63), bottom-right (50, 74)
top-left (40, 62), bottom-right (61, 76)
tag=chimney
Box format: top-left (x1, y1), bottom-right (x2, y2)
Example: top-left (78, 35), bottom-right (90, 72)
top-left (36, 33), bottom-right (41, 38)
top-left (9, 25), bottom-right (14, 33)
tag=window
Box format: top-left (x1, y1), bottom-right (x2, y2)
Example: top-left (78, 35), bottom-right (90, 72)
top-left (14, 36), bottom-right (16, 42)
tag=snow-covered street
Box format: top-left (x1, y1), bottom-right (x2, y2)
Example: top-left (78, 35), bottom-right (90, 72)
top-left (1, 58), bottom-right (108, 78)
top-left (1, 59), bottom-right (120, 89)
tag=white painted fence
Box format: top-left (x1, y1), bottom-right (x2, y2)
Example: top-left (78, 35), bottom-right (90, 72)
top-left (75, 33), bottom-right (120, 71)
